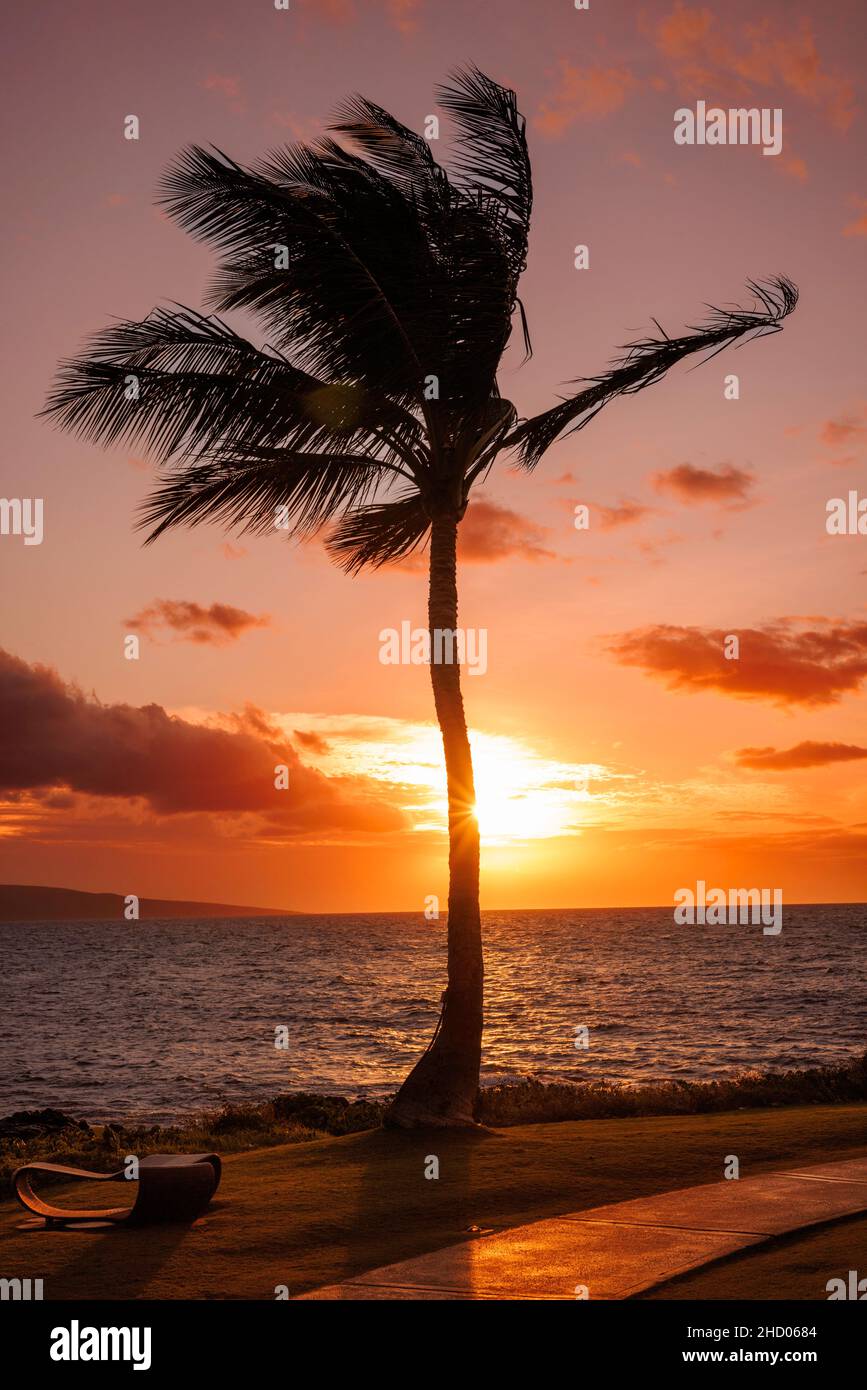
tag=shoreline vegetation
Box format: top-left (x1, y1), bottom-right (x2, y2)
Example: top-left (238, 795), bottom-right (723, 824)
top-left (4, 1051), bottom-right (866, 1197)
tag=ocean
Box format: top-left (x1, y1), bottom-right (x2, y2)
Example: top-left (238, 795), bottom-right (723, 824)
top-left (1, 904), bottom-right (864, 1125)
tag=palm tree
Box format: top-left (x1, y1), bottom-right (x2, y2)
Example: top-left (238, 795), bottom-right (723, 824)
top-left (44, 68), bottom-right (797, 1128)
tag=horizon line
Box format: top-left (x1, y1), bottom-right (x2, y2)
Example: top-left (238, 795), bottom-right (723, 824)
top-left (2, 882), bottom-right (865, 919)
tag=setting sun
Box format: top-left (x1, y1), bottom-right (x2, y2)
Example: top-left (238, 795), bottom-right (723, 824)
top-left (260, 713), bottom-right (600, 845)
top-left (468, 734), bottom-right (594, 843)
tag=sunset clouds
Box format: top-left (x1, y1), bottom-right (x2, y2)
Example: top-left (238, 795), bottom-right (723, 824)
top-left (125, 599), bottom-right (271, 646)
top-left (651, 462), bottom-right (756, 506)
top-left (384, 499), bottom-right (555, 570)
top-left (0, 650), bottom-right (403, 836)
top-left (296, 0), bottom-right (420, 32)
top-left (608, 620), bottom-right (867, 707)
top-left (843, 195), bottom-right (867, 237)
top-left (2, 0), bottom-right (864, 908)
top-left (458, 499), bottom-right (555, 563)
top-left (536, 63), bottom-right (637, 135)
top-left (820, 413), bottom-right (866, 449)
top-left (735, 741), bottom-right (867, 771)
top-left (594, 499), bottom-right (656, 531)
top-left (199, 73), bottom-right (244, 116)
top-left (535, 3), bottom-right (857, 149)
top-left (650, 4), bottom-right (856, 131)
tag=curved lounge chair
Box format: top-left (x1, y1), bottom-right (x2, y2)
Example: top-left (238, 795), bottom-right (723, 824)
top-left (13, 1153), bottom-right (221, 1227)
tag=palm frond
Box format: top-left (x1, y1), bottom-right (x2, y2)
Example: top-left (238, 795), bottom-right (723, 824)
top-left (230, 138), bottom-right (511, 418)
top-left (160, 144), bottom-right (433, 403)
top-left (329, 94), bottom-right (451, 207)
top-left (138, 451), bottom-right (399, 544)
top-left (437, 65), bottom-right (533, 289)
top-left (324, 491), bottom-right (430, 573)
top-left (42, 306), bottom-right (423, 468)
top-left (504, 277), bottom-right (798, 470)
top-left (43, 70), bottom-right (798, 580)
top-left (161, 129), bottom-right (517, 421)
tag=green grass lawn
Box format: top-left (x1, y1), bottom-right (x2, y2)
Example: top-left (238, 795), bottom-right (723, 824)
top-left (2, 1103), bottom-right (865, 1300)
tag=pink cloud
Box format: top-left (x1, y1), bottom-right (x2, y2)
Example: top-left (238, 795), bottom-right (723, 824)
top-left (651, 5), bottom-right (857, 132)
top-left (264, 110), bottom-right (324, 140)
top-left (295, 0), bottom-right (420, 30)
top-left (779, 155), bottom-right (808, 183)
top-left (651, 462), bottom-right (756, 507)
top-left (594, 499), bottom-right (656, 531)
top-left (459, 498), bottom-right (555, 563)
top-left (536, 62), bottom-right (637, 136)
top-left (609, 618), bottom-right (867, 708)
top-left (388, 0), bottom-right (421, 33)
top-left (843, 196), bottom-right (867, 238)
top-left (200, 74), bottom-right (244, 113)
top-left (125, 599), bottom-right (270, 647)
top-left (820, 414), bottom-right (866, 448)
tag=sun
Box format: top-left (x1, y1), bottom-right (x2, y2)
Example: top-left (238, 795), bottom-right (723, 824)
top-left (468, 733), bottom-right (593, 844)
top-left (265, 712), bottom-right (602, 846)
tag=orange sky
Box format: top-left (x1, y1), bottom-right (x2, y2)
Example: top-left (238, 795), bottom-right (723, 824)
top-left (1, 0), bottom-right (865, 909)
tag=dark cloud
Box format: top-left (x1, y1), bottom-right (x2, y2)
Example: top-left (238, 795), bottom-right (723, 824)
top-left (125, 599), bottom-right (271, 646)
top-left (607, 619), bottom-right (867, 707)
top-left (735, 741), bottom-right (867, 770)
top-left (0, 650), bottom-right (403, 834)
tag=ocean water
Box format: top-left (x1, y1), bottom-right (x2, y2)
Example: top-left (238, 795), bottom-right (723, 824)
top-left (1, 905), bottom-right (864, 1124)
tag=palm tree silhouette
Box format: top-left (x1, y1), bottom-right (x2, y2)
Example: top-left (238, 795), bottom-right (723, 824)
top-left (44, 68), bottom-right (797, 1127)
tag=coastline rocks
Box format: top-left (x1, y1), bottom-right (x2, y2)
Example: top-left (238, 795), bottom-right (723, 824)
top-left (271, 1092), bottom-right (384, 1134)
top-left (0, 1108), bottom-right (90, 1141)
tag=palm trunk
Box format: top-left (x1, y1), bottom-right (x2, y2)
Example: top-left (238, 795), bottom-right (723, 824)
top-left (384, 512), bottom-right (483, 1127)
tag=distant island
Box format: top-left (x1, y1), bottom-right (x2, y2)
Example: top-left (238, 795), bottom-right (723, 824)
top-left (0, 884), bottom-right (293, 922)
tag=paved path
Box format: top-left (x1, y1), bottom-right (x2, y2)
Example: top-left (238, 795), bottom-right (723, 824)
top-left (298, 1156), bottom-right (867, 1300)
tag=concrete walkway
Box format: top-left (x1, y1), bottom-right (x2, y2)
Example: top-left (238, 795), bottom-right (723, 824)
top-left (298, 1156), bottom-right (867, 1300)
